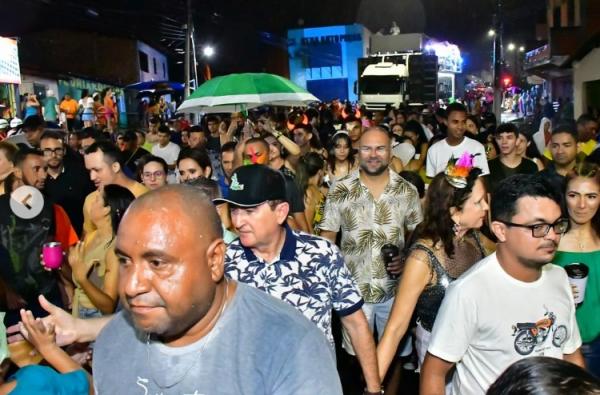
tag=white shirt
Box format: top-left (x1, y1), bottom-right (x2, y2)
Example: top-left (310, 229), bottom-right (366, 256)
top-left (426, 137), bottom-right (489, 178)
top-left (428, 253), bottom-right (582, 395)
top-left (151, 141), bottom-right (180, 165)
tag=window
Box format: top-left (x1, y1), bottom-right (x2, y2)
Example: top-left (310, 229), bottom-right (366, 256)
top-left (153, 57), bottom-right (157, 74)
top-left (163, 62), bottom-right (167, 78)
top-left (360, 76), bottom-right (405, 95)
top-left (139, 51), bottom-right (149, 72)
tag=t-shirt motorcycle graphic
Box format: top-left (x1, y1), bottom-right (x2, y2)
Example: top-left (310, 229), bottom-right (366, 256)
top-left (512, 308), bottom-right (568, 355)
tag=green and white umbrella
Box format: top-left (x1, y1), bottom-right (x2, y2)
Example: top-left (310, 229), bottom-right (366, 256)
top-left (177, 72), bottom-right (319, 113)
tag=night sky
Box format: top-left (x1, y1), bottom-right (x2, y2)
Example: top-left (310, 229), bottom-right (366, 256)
top-left (2, 0), bottom-right (547, 79)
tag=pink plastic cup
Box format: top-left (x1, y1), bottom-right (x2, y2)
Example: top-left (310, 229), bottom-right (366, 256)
top-left (42, 242), bottom-right (63, 270)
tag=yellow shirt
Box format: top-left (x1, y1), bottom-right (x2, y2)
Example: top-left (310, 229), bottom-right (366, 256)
top-left (83, 182), bottom-right (148, 235)
top-left (72, 232), bottom-right (115, 314)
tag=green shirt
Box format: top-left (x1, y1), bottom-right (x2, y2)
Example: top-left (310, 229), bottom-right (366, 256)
top-left (42, 97), bottom-right (58, 121)
top-left (554, 250), bottom-right (600, 343)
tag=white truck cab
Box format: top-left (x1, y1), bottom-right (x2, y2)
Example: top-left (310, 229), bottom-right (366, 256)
top-left (359, 62), bottom-right (409, 111)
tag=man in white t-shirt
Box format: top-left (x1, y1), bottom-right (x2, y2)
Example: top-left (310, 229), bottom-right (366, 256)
top-left (152, 125), bottom-right (180, 183)
top-left (425, 103), bottom-right (489, 178)
top-left (421, 173), bottom-right (584, 395)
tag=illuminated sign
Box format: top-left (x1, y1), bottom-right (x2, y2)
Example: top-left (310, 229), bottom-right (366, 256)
top-left (0, 37), bottom-right (21, 84)
top-left (524, 44), bottom-right (550, 69)
top-left (424, 41), bottom-right (462, 73)
top-left (296, 34), bottom-right (362, 46)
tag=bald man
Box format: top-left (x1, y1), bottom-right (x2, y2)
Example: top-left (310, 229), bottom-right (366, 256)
top-left (318, 127), bottom-right (423, 376)
top-left (19, 185), bottom-right (342, 395)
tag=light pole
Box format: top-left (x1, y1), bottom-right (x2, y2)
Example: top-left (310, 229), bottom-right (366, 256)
top-left (492, 0), bottom-right (503, 121)
top-left (184, 0), bottom-right (192, 99)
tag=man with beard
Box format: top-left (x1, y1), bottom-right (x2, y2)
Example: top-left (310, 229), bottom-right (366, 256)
top-left (0, 148), bottom-right (78, 327)
top-left (539, 124), bottom-right (579, 194)
top-left (318, 127), bottom-right (423, 376)
top-left (421, 174), bottom-right (584, 395)
top-left (41, 131), bottom-right (94, 236)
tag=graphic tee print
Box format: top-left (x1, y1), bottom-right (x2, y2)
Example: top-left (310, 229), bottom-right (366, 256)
top-left (428, 253), bottom-right (582, 395)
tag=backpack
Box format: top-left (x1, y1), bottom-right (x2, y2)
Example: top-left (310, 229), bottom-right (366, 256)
top-left (0, 195), bottom-right (58, 301)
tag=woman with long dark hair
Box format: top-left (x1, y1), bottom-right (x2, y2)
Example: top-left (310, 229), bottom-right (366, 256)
top-left (295, 152), bottom-right (326, 232)
top-left (377, 153), bottom-right (494, 378)
top-left (326, 132), bottom-right (356, 183)
top-left (68, 184), bottom-right (135, 318)
top-left (554, 162), bottom-right (600, 377)
top-left (177, 148), bottom-right (212, 182)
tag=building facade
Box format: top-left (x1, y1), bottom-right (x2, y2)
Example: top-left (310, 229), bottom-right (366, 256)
top-left (287, 24), bottom-right (369, 102)
top-left (524, 0), bottom-right (600, 118)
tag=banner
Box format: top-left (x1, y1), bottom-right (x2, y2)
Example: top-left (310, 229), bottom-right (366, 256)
top-left (0, 37), bottom-right (21, 84)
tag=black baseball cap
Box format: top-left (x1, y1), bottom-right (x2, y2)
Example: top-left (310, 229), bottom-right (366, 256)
top-left (213, 165), bottom-right (287, 207)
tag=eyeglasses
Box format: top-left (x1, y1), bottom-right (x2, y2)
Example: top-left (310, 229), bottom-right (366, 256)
top-left (142, 171), bottom-right (165, 179)
top-left (359, 146), bottom-right (388, 154)
top-left (498, 218), bottom-right (569, 238)
top-left (42, 147), bottom-right (64, 156)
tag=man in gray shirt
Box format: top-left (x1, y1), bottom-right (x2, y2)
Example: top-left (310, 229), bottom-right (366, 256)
top-left (19, 185), bottom-right (342, 395)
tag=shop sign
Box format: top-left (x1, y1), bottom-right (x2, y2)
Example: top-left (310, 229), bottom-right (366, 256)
top-left (0, 37), bottom-right (21, 84)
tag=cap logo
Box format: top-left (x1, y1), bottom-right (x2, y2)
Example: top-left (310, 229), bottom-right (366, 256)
top-left (230, 174), bottom-right (244, 191)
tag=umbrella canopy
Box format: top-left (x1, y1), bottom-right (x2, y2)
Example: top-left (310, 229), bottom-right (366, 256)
top-left (177, 73), bottom-right (318, 113)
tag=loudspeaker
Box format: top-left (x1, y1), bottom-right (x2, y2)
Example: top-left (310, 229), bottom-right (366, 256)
top-left (408, 54), bottom-right (438, 104)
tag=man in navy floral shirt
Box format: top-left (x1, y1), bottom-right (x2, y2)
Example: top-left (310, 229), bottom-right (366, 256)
top-left (220, 165), bottom-right (382, 395)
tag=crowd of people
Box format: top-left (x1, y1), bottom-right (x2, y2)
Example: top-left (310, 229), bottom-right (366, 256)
top-left (0, 99), bottom-right (599, 394)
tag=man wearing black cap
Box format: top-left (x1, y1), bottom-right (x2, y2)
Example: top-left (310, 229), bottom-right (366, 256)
top-left (221, 164), bottom-right (382, 395)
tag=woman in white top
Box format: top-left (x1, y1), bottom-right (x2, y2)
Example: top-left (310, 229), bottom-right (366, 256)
top-left (80, 90), bottom-right (95, 128)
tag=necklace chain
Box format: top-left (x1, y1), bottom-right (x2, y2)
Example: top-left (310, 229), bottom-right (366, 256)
top-left (145, 281), bottom-right (229, 389)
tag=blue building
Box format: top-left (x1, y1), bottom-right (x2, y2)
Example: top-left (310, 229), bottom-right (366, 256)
top-left (287, 24), bottom-right (369, 102)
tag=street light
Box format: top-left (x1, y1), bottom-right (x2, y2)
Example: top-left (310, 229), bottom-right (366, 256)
top-left (203, 45), bottom-right (215, 58)
top-left (507, 43), bottom-right (516, 51)
top-left (488, 29), bottom-right (496, 37)
top-left (519, 45), bottom-right (525, 52)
